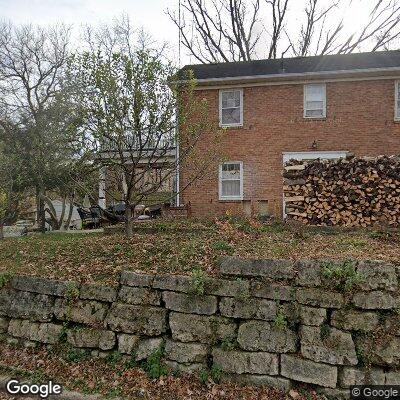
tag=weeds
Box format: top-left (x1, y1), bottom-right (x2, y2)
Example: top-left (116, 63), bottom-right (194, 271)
top-left (0, 272), bottom-right (12, 288)
top-left (320, 324), bottom-right (331, 340)
top-left (106, 387), bottom-right (123, 398)
top-left (123, 355), bottom-right (137, 370)
top-left (220, 337), bottom-right (236, 351)
top-left (66, 282), bottom-right (80, 302)
top-left (322, 260), bottom-right (363, 292)
top-left (143, 346), bottom-right (168, 379)
top-left (212, 240), bottom-right (234, 254)
top-left (210, 363), bottom-right (223, 383)
top-left (191, 268), bottom-right (208, 295)
top-left (64, 347), bottom-right (89, 363)
top-left (235, 278), bottom-right (250, 301)
top-left (106, 351), bottom-right (121, 366)
top-left (274, 305), bottom-right (288, 330)
top-left (199, 369), bottom-right (209, 385)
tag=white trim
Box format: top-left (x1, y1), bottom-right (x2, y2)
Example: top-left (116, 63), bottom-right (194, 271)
top-left (192, 66), bottom-right (400, 85)
top-left (303, 83), bottom-right (326, 119)
top-left (282, 151), bottom-right (349, 163)
top-left (219, 88), bottom-right (243, 127)
top-left (219, 161), bottom-right (243, 201)
top-left (395, 80), bottom-right (400, 121)
top-left (195, 74), bottom-right (400, 91)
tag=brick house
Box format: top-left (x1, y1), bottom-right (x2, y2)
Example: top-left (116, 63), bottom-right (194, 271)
top-left (178, 50), bottom-right (400, 218)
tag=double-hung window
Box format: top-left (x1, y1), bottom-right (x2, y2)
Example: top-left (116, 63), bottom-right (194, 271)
top-left (219, 89), bottom-right (243, 127)
top-left (304, 83), bottom-right (326, 118)
top-left (219, 162), bottom-right (243, 200)
top-left (395, 81), bottom-right (400, 121)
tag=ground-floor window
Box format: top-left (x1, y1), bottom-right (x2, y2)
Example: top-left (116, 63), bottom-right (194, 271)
top-left (219, 161), bottom-right (243, 200)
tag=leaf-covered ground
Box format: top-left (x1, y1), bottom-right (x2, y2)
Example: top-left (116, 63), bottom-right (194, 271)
top-left (0, 218), bottom-right (399, 285)
top-left (0, 344), bottom-right (323, 400)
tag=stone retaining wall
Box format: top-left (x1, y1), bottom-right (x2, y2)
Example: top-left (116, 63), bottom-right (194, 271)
top-left (1, 258), bottom-right (400, 398)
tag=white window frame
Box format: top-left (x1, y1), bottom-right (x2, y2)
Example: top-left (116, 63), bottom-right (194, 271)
top-left (303, 83), bottom-right (326, 119)
top-left (395, 80), bottom-right (400, 121)
top-left (219, 89), bottom-right (243, 127)
top-left (219, 161), bottom-right (243, 201)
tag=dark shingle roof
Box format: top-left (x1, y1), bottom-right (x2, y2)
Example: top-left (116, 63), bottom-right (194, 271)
top-left (181, 50), bottom-right (400, 81)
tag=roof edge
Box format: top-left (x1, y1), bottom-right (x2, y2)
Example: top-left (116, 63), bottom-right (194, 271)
top-left (185, 66), bottom-right (400, 86)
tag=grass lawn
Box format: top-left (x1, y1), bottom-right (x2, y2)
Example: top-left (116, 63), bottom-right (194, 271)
top-left (0, 217), bottom-right (399, 285)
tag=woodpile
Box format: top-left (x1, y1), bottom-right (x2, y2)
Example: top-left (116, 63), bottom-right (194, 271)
top-left (283, 155), bottom-right (400, 227)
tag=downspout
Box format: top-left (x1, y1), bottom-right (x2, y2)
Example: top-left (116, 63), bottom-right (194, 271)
top-left (175, 92), bottom-right (181, 207)
top-left (175, 130), bottom-right (180, 207)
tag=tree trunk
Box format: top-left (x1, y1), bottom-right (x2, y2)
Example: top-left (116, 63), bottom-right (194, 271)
top-left (41, 195), bottom-right (58, 230)
top-left (58, 196), bottom-right (67, 231)
top-left (125, 204), bottom-right (134, 238)
top-left (64, 194), bottom-right (75, 231)
top-left (0, 223), bottom-right (4, 240)
top-left (36, 186), bottom-right (46, 233)
top-left (38, 195), bottom-right (46, 233)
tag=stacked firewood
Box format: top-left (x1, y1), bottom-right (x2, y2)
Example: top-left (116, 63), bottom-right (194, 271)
top-left (283, 155), bottom-right (400, 227)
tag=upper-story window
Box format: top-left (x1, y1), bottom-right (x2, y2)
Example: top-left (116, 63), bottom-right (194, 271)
top-left (219, 89), bottom-right (243, 127)
top-left (304, 83), bottom-right (326, 118)
top-left (395, 81), bottom-right (400, 121)
top-left (219, 161), bottom-right (243, 200)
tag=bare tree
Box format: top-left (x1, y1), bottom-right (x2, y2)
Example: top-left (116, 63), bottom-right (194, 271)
top-left (169, 0), bottom-right (400, 62)
top-left (0, 22), bottom-right (84, 232)
top-left (290, 0), bottom-right (400, 56)
top-left (168, 0), bottom-right (263, 62)
top-left (267, 0), bottom-right (290, 58)
top-left (72, 19), bottom-right (223, 237)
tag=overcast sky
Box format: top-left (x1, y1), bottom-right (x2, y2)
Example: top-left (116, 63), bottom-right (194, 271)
top-left (0, 0), bottom-right (179, 56)
top-left (0, 0), bottom-right (386, 66)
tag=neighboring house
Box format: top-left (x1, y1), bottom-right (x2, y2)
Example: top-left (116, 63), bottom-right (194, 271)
top-left (178, 50), bottom-right (400, 218)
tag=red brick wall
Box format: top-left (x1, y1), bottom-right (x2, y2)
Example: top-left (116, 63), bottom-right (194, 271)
top-left (180, 78), bottom-right (400, 218)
